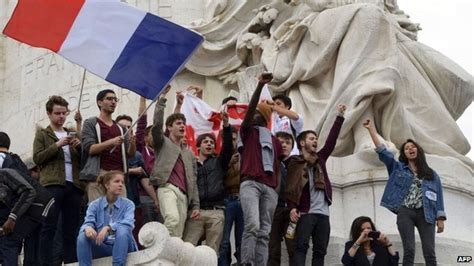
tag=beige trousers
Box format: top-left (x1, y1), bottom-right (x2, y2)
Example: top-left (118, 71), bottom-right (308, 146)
top-left (183, 209), bottom-right (225, 253)
top-left (157, 183), bottom-right (188, 237)
top-left (86, 170), bottom-right (127, 203)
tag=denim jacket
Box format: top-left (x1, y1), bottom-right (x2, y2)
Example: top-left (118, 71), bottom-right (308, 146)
top-left (80, 196), bottom-right (135, 233)
top-left (376, 145), bottom-right (446, 224)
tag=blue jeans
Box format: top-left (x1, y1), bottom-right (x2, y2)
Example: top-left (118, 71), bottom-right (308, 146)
top-left (240, 180), bottom-right (278, 265)
top-left (76, 226), bottom-right (136, 266)
top-left (218, 195), bottom-right (244, 266)
top-left (0, 207), bottom-right (40, 266)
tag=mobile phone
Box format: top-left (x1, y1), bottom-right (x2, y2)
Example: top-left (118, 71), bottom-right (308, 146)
top-left (368, 231), bottom-right (381, 239)
top-left (68, 132), bottom-right (77, 137)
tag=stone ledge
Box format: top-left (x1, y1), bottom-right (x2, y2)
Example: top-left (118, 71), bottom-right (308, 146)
top-left (66, 222), bottom-right (217, 266)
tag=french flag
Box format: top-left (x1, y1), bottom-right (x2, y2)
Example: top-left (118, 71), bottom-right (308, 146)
top-left (2, 0), bottom-right (203, 99)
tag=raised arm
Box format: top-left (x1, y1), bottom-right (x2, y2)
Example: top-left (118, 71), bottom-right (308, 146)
top-left (174, 92), bottom-right (184, 114)
top-left (318, 104), bottom-right (346, 158)
top-left (363, 119), bottom-right (382, 148)
top-left (152, 97), bottom-right (167, 151)
top-left (272, 105), bottom-right (300, 120)
top-left (152, 86), bottom-right (172, 151)
top-left (187, 86), bottom-right (203, 99)
top-left (241, 73), bottom-right (273, 128)
top-left (135, 97), bottom-right (148, 153)
top-left (363, 119), bottom-right (397, 172)
top-left (218, 111), bottom-right (233, 171)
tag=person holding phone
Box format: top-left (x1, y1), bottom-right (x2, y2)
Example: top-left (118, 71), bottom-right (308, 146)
top-left (341, 216), bottom-right (399, 266)
top-left (33, 95), bottom-right (85, 264)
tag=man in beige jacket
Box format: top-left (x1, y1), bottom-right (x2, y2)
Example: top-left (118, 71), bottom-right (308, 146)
top-left (149, 88), bottom-right (200, 237)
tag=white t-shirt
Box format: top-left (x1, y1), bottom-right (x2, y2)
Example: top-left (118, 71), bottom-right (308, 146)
top-left (0, 152), bottom-right (5, 168)
top-left (55, 131), bottom-right (73, 183)
top-left (271, 113), bottom-right (304, 155)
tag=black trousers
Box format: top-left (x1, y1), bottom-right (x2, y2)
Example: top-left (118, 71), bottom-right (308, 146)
top-left (0, 207), bottom-right (41, 266)
top-left (397, 207), bottom-right (436, 266)
top-left (268, 206), bottom-right (295, 266)
top-left (292, 213), bottom-right (330, 266)
top-left (41, 183), bottom-right (83, 264)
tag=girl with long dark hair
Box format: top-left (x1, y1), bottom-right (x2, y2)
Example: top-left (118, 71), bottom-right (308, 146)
top-left (341, 216), bottom-right (399, 265)
top-left (363, 120), bottom-right (446, 266)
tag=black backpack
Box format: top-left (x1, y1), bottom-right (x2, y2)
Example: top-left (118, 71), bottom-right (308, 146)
top-left (0, 152), bottom-right (54, 221)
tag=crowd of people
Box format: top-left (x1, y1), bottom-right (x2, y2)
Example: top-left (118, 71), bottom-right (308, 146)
top-left (0, 73), bottom-right (446, 266)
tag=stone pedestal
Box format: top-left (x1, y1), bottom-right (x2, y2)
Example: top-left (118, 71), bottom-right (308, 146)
top-left (321, 150), bottom-right (473, 265)
top-left (65, 222), bottom-right (217, 266)
top-left (1, 1), bottom-right (472, 265)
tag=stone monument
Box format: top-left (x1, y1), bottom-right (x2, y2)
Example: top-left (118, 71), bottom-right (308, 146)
top-left (1, 0), bottom-right (473, 265)
top-left (64, 222), bottom-right (217, 266)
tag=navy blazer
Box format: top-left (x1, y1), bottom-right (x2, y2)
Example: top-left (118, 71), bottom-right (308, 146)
top-left (341, 241), bottom-right (399, 266)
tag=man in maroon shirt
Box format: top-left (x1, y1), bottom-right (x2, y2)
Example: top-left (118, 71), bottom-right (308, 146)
top-left (135, 97), bottom-right (162, 224)
top-left (149, 88), bottom-right (200, 238)
top-left (285, 104), bottom-right (346, 266)
top-left (80, 89), bottom-right (136, 202)
top-left (239, 73), bottom-right (283, 266)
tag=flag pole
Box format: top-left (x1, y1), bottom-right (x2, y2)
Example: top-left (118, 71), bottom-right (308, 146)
top-left (123, 96), bottom-right (157, 137)
top-left (122, 84), bottom-right (170, 137)
top-left (77, 68), bottom-right (87, 111)
top-left (109, 85), bottom-right (169, 153)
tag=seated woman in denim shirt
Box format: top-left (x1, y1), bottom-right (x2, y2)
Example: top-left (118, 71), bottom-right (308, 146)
top-left (363, 120), bottom-right (446, 266)
top-left (341, 216), bottom-right (399, 266)
top-left (77, 171), bottom-right (137, 266)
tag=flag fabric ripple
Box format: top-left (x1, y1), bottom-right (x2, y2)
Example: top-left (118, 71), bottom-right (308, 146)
top-left (3, 0), bottom-right (203, 99)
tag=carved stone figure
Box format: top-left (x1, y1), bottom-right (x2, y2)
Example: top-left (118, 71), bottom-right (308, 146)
top-left (65, 222), bottom-right (217, 266)
top-left (187, 0), bottom-right (474, 167)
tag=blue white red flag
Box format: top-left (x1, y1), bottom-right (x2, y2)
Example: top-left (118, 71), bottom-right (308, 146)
top-left (3, 0), bottom-right (203, 99)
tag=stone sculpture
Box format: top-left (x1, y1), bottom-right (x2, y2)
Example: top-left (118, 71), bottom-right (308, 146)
top-left (65, 222), bottom-right (217, 266)
top-left (186, 0), bottom-right (474, 167)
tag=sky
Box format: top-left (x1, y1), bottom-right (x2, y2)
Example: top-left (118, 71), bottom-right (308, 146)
top-left (397, 0), bottom-right (473, 159)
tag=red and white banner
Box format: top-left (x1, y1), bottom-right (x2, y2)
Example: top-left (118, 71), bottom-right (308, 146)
top-left (181, 93), bottom-right (247, 155)
top-left (181, 85), bottom-right (273, 155)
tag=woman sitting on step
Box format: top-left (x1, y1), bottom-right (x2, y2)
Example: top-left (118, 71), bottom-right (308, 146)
top-left (77, 171), bottom-right (137, 266)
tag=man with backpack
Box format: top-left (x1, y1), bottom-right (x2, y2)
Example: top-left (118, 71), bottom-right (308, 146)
top-left (0, 132), bottom-right (56, 266)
